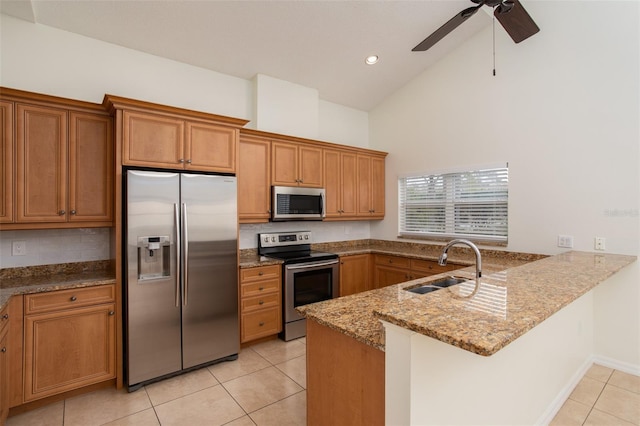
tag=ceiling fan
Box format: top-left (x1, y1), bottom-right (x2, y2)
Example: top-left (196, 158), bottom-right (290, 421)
top-left (412, 0), bottom-right (539, 52)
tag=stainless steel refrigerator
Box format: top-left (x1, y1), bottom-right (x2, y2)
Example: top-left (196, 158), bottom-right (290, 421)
top-left (124, 170), bottom-right (238, 391)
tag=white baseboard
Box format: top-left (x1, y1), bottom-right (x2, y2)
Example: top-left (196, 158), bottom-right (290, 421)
top-left (536, 357), bottom-right (594, 425)
top-left (591, 354), bottom-right (640, 376)
top-left (536, 354), bottom-right (640, 425)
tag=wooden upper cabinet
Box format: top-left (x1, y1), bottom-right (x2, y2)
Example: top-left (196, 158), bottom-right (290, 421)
top-left (1, 88), bottom-right (115, 229)
top-left (108, 96), bottom-right (248, 174)
top-left (69, 112), bottom-right (113, 223)
top-left (0, 101), bottom-right (13, 224)
top-left (371, 156), bottom-right (385, 217)
top-left (122, 110), bottom-right (184, 168)
top-left (186, 122), bottom-right (236, 173)
top-left (357, 154), bottom-right (385, 218)
top-left (324, 148), bottom-right (357, 219)
top-left (271, 141), bottom-right (322, 187)
top-left (16, 103), bottom-right (68, 223)
top-left (238, 135), bottom-right (271, 222)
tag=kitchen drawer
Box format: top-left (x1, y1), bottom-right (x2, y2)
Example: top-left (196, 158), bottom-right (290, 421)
top-left (241, 293), bottom-right (280, 313)
top-left (240, 278), bottom-right (281, 298)
top-left (240, 265), bottom-right (281, 283)
top-left (411, 259), bottom-right (463, 275)
top-left (241, 307), bottom-right (281, 342)
top-left (25, 284), bottom-right (116, 315)
top-left (374, 254), bottom-right (410, 268)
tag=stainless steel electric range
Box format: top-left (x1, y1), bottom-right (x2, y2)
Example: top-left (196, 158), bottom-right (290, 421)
top-left (258, 231), bottom-right (339, 341)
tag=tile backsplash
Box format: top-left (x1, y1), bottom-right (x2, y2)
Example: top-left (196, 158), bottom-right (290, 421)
top-left (0, 222), bottom-right (370, 268)
top-left (239, 221), bottom-right (370, 249)
top-left (0, 228), bottom-right (111, 268)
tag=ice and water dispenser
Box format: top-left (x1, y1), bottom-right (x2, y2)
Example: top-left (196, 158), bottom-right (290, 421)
top-left (137, 236), bottom-right (170, 280)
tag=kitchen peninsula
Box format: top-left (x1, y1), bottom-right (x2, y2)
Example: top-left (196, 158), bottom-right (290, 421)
top-left (296, 245), bottom-right (636, 425)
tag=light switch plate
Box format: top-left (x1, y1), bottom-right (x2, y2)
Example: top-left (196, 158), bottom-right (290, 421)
top-left (557, 235), bottom-right (574, 248)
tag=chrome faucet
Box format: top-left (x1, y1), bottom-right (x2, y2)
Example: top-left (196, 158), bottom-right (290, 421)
top-left (438, 239), bottom-right (482, 287)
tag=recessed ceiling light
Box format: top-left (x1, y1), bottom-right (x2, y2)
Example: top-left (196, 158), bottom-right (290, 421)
top-left (365, 55), bottom-right (379, 65)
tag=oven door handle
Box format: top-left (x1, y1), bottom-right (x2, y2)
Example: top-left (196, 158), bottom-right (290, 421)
top-left (285, 259), bottom-right (339, 270)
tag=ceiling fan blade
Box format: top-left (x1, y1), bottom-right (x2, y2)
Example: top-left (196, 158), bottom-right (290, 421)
top-left (412, 5), bottom-right (482, 52)
top-left (494, 0), bottom-right (539, 43)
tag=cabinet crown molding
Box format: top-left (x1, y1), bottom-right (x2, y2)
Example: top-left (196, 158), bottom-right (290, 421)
top-left (103, 94), bottom-right (249, 128)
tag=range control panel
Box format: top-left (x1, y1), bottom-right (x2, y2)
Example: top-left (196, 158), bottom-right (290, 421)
top-left (259, 231), bottom-right (311, 248)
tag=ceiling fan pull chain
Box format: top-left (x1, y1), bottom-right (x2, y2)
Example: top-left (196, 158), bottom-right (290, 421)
top-left (492, 6), bottom-right (497, 76)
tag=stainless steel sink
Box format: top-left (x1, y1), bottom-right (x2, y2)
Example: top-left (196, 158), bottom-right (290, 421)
top-left (406, 276), bottom-right (467, 294)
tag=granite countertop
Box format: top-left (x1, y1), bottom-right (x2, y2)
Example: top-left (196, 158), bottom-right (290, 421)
top-left (299, 250), bottom-right (636, 356)
top-left (239, 239), bottom-right (546, 270)
top-left (0, 260), bottom-right (116, 310)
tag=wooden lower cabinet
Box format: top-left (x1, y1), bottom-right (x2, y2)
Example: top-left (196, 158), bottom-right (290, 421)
top-left (239, 265), bottom-right (282, 343)
top-left (307, 319), bottom-right (384, 426)
top-left (373, 254), bottom-right (465, 289)
top-left (0, 304), bottom-right (9, 424)
top-left (339, 254), bottom-right (371, 296)
top-left (23, 286), bottom-right (116, 402)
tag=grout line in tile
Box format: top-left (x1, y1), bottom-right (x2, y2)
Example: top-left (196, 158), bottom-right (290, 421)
top-left (245, 388), bottom-right (307, 416)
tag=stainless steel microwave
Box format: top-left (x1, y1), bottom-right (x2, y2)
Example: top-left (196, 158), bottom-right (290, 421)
top-left (271, 186), bottom-right (325, 221)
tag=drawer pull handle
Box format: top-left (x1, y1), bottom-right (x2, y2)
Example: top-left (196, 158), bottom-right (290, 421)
top-left (70, 296), bottom-right (77, 302)
top-left (258, 272), bottom-right (264, 276)
top-left (259, 286), bottom-right (264, 291)
top-left (388, 259), bottom-right (393, 263)
top-left (109, 311), bottom-right (115, 316)
top-left (1, 314), bottom-right (8, 320)
top-left (0, 347), bottom-right (5, 353)
top-left (259, 321), bottom-right (265, 327)
top-left (259, 300), bottom-right (264, 305)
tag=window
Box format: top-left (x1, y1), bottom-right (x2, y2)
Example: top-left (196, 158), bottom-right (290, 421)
top-left (398, 165), bottom-right (508, 242)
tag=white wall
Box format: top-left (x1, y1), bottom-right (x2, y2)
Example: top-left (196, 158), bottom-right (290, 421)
top-left (369, 0), bottom-right (639, 368)
top-left (384, 290), bottom-right (596, 425)
top-left (0, 13), bottom-right (371, 264)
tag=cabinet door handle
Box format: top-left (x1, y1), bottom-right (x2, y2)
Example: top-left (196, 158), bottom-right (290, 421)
top-left (259, 321), bottom-right (265, 327)
top-left (1, 314), bottom-right (8, 320)
top-left (186, 159), bottom-right (192, 164)
top-left (109, 311), bottom-right (115, 316)
top-left (70, 210), bottom-right (76, 215)
top-left (70, 296), bottom-right (77, 301)
top-left (1, 347), bottom-right (6, 353)
top-left (59, 210), bottom-right (66, 215)
top-left (179, 159), bottom-right (185, 163)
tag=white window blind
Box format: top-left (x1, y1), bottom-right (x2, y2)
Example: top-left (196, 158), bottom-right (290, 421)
top-left (398, 165), bottom-right (508, 242)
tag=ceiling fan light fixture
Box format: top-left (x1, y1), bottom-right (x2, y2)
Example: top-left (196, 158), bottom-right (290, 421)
top-left (365, 55), bottom-right (379, 65)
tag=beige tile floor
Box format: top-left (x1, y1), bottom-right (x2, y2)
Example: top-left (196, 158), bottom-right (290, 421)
top-left (6, 339), bottom-right (639, 426)
top-left (6, 338), bottom-right (308, 426)
top-left (550, 364), bottom-right (640, 426)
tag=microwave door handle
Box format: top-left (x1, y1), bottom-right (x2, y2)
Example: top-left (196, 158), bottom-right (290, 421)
top-left (320, 193), bottom-right (324, 216)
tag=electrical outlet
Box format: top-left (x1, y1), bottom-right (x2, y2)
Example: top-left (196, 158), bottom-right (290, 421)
top-left (594, 237), bottom-right (606, 251)
top-left (12, 240), bottom-right (26, 256)
top-left (557, 235), bottom-right (574, 248)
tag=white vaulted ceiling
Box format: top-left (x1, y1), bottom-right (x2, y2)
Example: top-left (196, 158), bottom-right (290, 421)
top-left (1, 0), bottom-right (493, 111)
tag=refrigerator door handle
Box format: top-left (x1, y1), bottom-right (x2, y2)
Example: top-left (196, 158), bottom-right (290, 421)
top-left (182, 202), bottom-right (189, 306)
top-left (174, 203), bottom-right (181, 307)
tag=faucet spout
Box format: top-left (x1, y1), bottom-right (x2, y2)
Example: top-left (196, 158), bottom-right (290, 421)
top-left (439, 239), bottom-right (482, 288)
